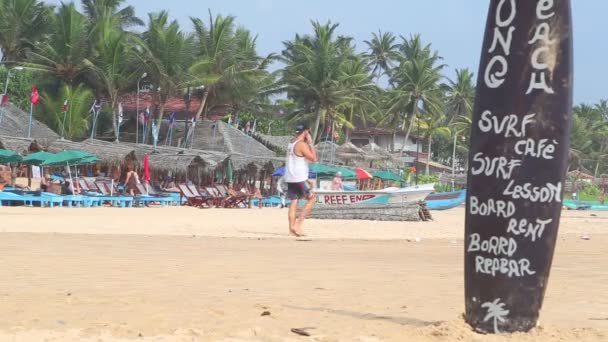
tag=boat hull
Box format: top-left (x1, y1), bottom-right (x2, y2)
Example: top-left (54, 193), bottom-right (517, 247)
top-left (425, 190), bottom-right (467, 210)
top-left (313, 184), bottom-right (434, 206)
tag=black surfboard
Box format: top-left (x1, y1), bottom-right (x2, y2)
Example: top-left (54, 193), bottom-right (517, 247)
top-left (464, 0), bottom-right (573, 333)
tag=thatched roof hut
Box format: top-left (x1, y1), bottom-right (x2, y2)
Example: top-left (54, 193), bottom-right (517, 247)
top-left (255, 133), bottom-right (291, 153)
top-left (172, 120), bottom-right (276, 157)
top-left (48, 139), bottom-right (135, 166)
top-left (0, 103), bottom-right (59, 141)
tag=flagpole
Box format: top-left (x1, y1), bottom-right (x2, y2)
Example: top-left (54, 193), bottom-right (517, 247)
top-left (60, 109), bottom-right (67, 140)
top-left (27, 102), bottom-right (33, 138)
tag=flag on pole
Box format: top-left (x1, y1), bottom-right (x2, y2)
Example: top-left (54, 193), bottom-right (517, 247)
top-left (144, 106), bottom-right (150, 122)
top-left (245, 121), bottom-right (251, 133)
top-left (89, 99), bottom-right (97, 114)
top-left (63, 99), bottom-right (69, 112)
top-left (1, 94), bottom-right (9, 107)
top-left (251, 119), bottom-right (257, 134)
top-left (169, 112), bottom-right (175, 128)
top-left (227, 114), bottom-right (232, 126)
top-left (138, 111), bottom-right (145, 125)
top-left (30, 86), bottom-right (39, 106)
top-left (118, 102), bottom-right (123, 124)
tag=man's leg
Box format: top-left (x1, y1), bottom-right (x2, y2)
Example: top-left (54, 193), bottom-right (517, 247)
top-left (288, 198), bottom-right (299, 235)
top-left (295, 194), bottom-right (316, 233)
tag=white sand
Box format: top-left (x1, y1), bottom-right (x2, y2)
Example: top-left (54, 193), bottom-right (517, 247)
top-left (0, 206), bottom-right (606, 341)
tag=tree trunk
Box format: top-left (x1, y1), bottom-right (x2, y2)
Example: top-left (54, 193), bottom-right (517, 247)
top-left (452, 133), bottom-right (458, 191)
top-left (311, 106), bottom-right (324, 143)
top-left (426, 135), bottom-right (432, 175)
top-left (195, 89), bottom-right (209, 121)
top-left (400, 103), bottom-right (418, 156)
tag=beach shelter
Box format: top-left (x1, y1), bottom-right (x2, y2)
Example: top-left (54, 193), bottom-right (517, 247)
top-left (355, 168), bottom-right (373, 180)
top-left (372, 170), bottom-right (403, 183)
top-left (22, 151), bottom-right (54, 166)
top-left (336, 167), bottom-right (356, 179)
top-left (0, 149), bottom-right (22, 164)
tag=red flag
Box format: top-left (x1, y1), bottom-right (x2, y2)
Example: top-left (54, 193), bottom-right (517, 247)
top-left (63, 99), bottom-right (68, 112)
top-left (0, 94), bottom-right (9, 107)
top-left (411, 166), bottom-right (417, 174)
top-left (30, 86), bottom-right (39, 106)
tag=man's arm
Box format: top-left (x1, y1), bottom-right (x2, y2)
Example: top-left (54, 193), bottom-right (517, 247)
top-left (296, 141), bottom-right (317, 162)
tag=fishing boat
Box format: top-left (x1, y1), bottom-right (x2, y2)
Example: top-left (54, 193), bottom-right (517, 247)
top-left (424, 189), bottom-right (467, 210)
top-left (313, 183), bottom-right (435, 206)
top-left (562, 199), bottom-right (608, 210)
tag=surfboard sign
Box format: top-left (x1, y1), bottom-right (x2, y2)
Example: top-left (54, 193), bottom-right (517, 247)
top-left (464, 0), bottom-right (573, 334)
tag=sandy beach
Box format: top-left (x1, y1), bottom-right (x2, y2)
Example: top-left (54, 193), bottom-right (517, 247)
top-left (0, 207), bottom-right (606, 341)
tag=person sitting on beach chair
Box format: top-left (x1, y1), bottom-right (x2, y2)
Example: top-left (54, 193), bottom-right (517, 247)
top-left (124, 166), bottom-right (140, 196)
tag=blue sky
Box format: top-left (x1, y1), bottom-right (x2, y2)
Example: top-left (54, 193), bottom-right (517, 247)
top-left (46, 0), bottom-right (606, 104)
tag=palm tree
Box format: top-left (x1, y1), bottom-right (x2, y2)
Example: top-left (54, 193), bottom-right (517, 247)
top-left (138, 11), bottom-right (193, 128)
top-left (418, 111), bottom-right (451, 174)
top-left (281, 20), bottom-right (370, 142)
top-left (388, 56), bottom-right (444, 156)
top-left (81, 0), bottom-right (143, 29)
top-left (364, 31), bottom-right (398, 82)
top-left (0, 0), bottom-right (51, 64)
top-left (444, 68), bottom-right (475, 122)
top-left (189, 12), bottom-right (275, 121)
top-left (85, 14), bottom-right (139, 141)
top-left (26, 2), bottom-right (90, 85)
top-left (38, 84), bottom-right (93, 139)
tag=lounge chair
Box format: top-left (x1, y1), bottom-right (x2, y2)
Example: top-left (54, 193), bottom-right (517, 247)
top-left (133, 183), bottom-right (174, 207)
top-left (0, 191), bottom-right (64, 208)
top-left (204, 186), bottom-right (226, 207)
top-left (215, 184), bottom-right (250, 208)
top-left (178, 184), bottom-right (207, 207)
top-left (91, 181), bottom-right (134, 208)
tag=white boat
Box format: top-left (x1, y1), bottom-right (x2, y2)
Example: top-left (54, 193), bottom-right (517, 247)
top-left (313, 183), bottom-right (435, 206)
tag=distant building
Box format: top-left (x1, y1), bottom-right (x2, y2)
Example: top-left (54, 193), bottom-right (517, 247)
top-left (349, 127), bottom-right (425, 164)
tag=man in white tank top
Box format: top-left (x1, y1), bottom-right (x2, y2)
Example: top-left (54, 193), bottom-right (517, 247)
top-left (285, 124), bottom-right (317, 237)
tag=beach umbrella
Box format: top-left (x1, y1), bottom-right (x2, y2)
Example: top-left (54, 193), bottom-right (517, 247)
top-left (41, 150), bottom-right (98, 193)
top-left (355, 168), bottom-right (373, 180)
top-left (372, 170), bottom-right (403, 183)
top-left (336, 167), bottom-right (357, 179)
top-left (41, 150), bottom-right (96, 166)
top-left (0, 149), bottom-right (22, 164)
top-left (22, 151), bottom-right (54, 166)
top-left (143, 153), bottom-right (150, 195)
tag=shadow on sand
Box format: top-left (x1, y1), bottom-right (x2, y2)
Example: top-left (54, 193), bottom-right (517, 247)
top-left (283, 304), bottom-right (441, 327)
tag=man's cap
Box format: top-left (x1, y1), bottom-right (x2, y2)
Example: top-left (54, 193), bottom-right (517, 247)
top-left (295, 123), bottom-right (309, 134)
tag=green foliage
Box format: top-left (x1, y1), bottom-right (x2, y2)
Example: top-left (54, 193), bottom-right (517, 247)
top-left (417, 174), bottom-right (439, 184)
top-left (37, 84), bottom-right (93, 140)
top-left (0, 66), bottom-right (35, 109)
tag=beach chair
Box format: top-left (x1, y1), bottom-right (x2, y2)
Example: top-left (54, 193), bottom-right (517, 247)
top-left (215, 184), bottom-right (249, 208)
top-left (204, 186), bottom-right (225, 207)
top-left (178, 184), bottom-right (206, 207)
top-left (133, 183), bottom-right (174, 207)
top-left (92, 181), bottom-right (134, 208)
top-left (186, 184), bottom-right (213, 208)
top-left (0, 191), bottom-right (29, 207)
top-left (0, 191), bottom-right (64, 208)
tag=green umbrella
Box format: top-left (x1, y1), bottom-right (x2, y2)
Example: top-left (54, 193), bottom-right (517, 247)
top-left (22, 151), bottom-right (54, 166)
top-left (79, 156), bottom-right (100, 165)
top-left (373, 170), bottom-right (404, 183)
top-left (0, 149), bottom-right (22, 164)
top-left (310, 163), bottom-right (339, 177)
top-left (336, 167), bottom-right (357, 179)
top-left (41, 150), bottom-right (96, 166)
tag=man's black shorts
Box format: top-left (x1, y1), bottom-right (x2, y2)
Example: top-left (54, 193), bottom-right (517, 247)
top-left (287, 181), bottom-right (311, 200)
